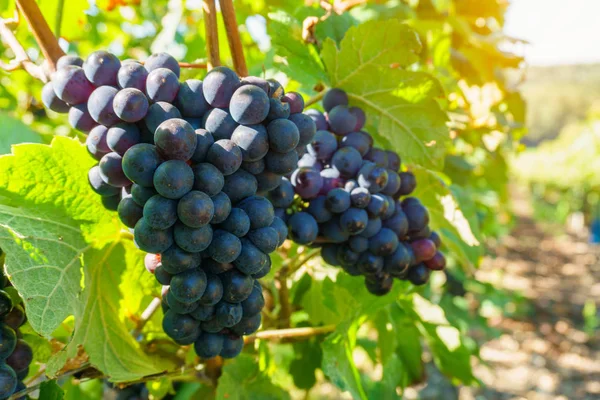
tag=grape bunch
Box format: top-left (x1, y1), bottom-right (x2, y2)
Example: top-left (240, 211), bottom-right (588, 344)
top-left (41, 51), bottom-right (315, 359)
top-left (269, 88), bottom-right (446, 295)
top-left (0, 268), bottom-right (33, 399)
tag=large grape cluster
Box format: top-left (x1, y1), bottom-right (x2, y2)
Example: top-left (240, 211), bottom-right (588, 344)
top-left (0, 266), bottom-right (33, 399)
top-left (269, 88), bottom-right (447, 295)
top-left (41, 51), bottom-right (315, 359)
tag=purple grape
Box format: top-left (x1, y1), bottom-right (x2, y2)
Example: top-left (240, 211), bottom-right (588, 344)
top-left (117, 61), bottom-right (148, 90)
top-left (52, 65), bottom-right (95, 105)
top-left (113, 88), bottom-right (149, 123)
top-left (83, 50), bottom-right (121, 86)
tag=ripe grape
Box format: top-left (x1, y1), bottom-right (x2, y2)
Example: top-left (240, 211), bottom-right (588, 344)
top-left (215, 301), bottom-right (243, 327)
top-left (56, 54), bottom-right (83, 69)
top-left (176, 79), bottom-right (209, 117)
top-left (144, 102), bottom-right (182, 134)
top-left (229, 84), bottom-right (270, 124)
top-left (160, 245), bottom-right (201, 274)
top-left (270, 217), bottom-right (288, 246)
top-left (192, 163), bottom-right (225, 196)
top-left (88, 86), bottom-right (121, 126)
top-left (146, 68), bottom-right (180, 103)
top-left (143, 195), bottom-right (178, 229)
top-left (220, 336), bottom-right (244, 359)
top-left (52, 66), bottom-right (95, 104)
top-left (208, 230), bottom-right (242, 264)
top-left (0, 363), bottom-right (17, 399)
top-left (153, 160), bottom-right (194, 199)
top-left (117, 196), bottom-right (143, 228)
top-left (407, 264), bottom-right (430, 285)
top-left (368, 228), bottom-right (399, 256)
top-left (325, 188), bottom-right (351, 213)
top-left (397, 171), bottom-right (417, 196)
top-left (323, 88), bottom-right (348, 112)
top-left (238, 196), bottom-right (275, 229)
top-left (6, 340), bottom-right (32, 373)
top-left (83, 50), bottom-right (121, 86)
top-left (133, 219), bottom-right (173, 253)
top-left (220, 269), bottom-right (254, 303)
top-left (68, 103), bottom-right (97, 133)
top-left (122, 143), bottom-right (163, 187)
top-left (282, 91), bottom-right (304, 114)
top-left (331, 147), bottom-right (362, 178)
top-left (169, 268), bottom-right (208, 304)
top-left (107, 123), bottom-right (141, 155)
top-left (328, 105), bottom-right (356, 135)
top-left (154, 118), bottom-right (197, 161)
top-left (340, 131), bottom-right (372, 156)
top-left (87, 125), bottom-right (110, 160)
top-left (222, 170), bottom-right (258, 204)
top-left (255, 170), bottom-right (283, 192)
top-left (117, 61), bottom-right (148, 91)
top-left (207, 140), bottom-right (243, 176)
top-left (144, 52), bottom-right (180, 77)
top-left (339, 208), bottom-right (368, 234)
top-left (210, 192), bottom-right (232, 224)
top-left (174, 222), bottom-right (213, 253)
top-left (0, 325), bottom-right (16, 359)
top-left (202, 108), bottom-right (239, 140)
top-left (231, 124), bottom-right (269, 162)
top-left (268, 178), bottom-right (295, 209)
top-left (162, 310), bottom-right (200, 341)
top-left (194, 333), bottom-right (223, 359)
top-left (41, 82), bottom-right (69, 113)
top-left (199, 273), bottom-right (224, 306)
top-left (287, 212), bottom-right (318, 244)
top-left (113, 88), bottom-right (149, 123)
top-left (308, 130), bottom-right (337, 160)
top-left (233, 239), bottom-right (268, 275)
top-left (203, 66), bottom-right (241, 108)
top-left (291, 167), bottom-right (323, 199)
top-left (177, 191), bottom-right (214, 228)
top-left (288, 113), bottom-right (317, 146)
top-left (88, 165), bottom-right (120, 196)
top-left (231, 313), bottom-right (261, 336)
top-left (99, 152), bottom-right (130, 187)
top-left (264, 150), bottom-right (298, 175)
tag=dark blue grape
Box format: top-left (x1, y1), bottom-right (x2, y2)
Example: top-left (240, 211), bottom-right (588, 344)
top-left (270, 216), bottom-right (288, 246)
top-left (153, 160), bottom-right (194, 199)
top-left (429, 231), bottom-right (442, 248)
top-left (146, 68), bottom-right (179, 103)
top-left (88, 86), bottom-right (121, 126)
top-left (291, 167), bottom-right (323, 199)
top-left (359, 217), bottom-right (382, 238)
top-left (325, 188), bottom-right (351, 213)
top-left (87, 125), bottom-right (110, 160)
top-left (107, 123), bottom-right (141, 155)
top-left (199, 273), bottom-right (224, 306)
top-left (154, 118), bottom-right (197, 161)
top-left (368, 228), bottom-right (399, 256)
top-left (238, 196), bottom-right (275, 229)
top-left (339, 207), bottom-right (368, 234)
top-left (242, 159), bottom-right (265, 175)
top-left (255, 171), bottom-right (282, 192)
top-left (287, 212), bottom-right (318, 244)
top-left (215, 301), bottom-right (243, 327)
top-left (83, 50), bottom-right (121, 86)
top-left (306, 196), bottom-right (332, 223)
top-left (367, 194), bottom-right (389, 217)
top-left (229, 85), bottom-right (270, 124)
top-left (266, 119), bottom-right (300, 153)
top-left (220, 336), bottom-right (244, 358)
top-left (162, 310), bottom-right (200, 341)
top-left (190, 163), bottom-right (224, 197)
top-left (321, 244), bottom-right (340, 265)
top-left (305, 109), bottom-right (328, 130)
top-left (357, 252), bottom-right (384, 276)
top-left (241, 282), bottom-right (264, 316)
top-left (350, 187), bottom-right (371, 209)
top-left (131, 184), bottom-right (157, 206)
top-left (203, 259), bottom-right (234, 275)
top-left (221, 269), bottom-right (254, 302)
top-left (265, 150), bottom-right (298, 175)
top-left (122, 143), bottom-right (163, 187)
top-left (69, 103), bottom-right (97, 133)
top-left (348, 235), bottom-right (368, 253)
top-left (210, 192), bottom-right (232, 224)
top-left (191, 129), bottom-right (215, 163)
top-left (382, 170), bottom-right (401, 196)
top-left (194, 333), bottom-right (223, 358)
top-left (396, 172), bottom-right (417, 197)
top-left (56, 54), bottom-right (83, 68)
top-left (231, 313), bottom-right (261, 336)
top-left (222, 170), bottom-right (258, 204)
top-left (364, 148), bottom-right (387, 167)
top-left (327, 105), bottom-right (356, 136)
top-left (349, 107), bottom-right (366, 131)
top-left (203, 66), bottom-right (240, 107)
top-left (99, 152), bottom-right (130, 187)
top-left (178, 191), bottom-right (214, 227)
top-left (144, 102), bottom-right (182, 134)
top-left (340, 131), bottom-right (372, 156)
top-left (166, 289), bottom-right (200, 314)
top-left (407, 263), bottom-right (430, 285)
top-left (174, 222), bottom-right (213, 253)
top-left (289, 113), bottom-right (317, 147)
top-left (117, 61), bottom-right (148, 90)
top-left (145, 52), bottom-right (180, 77)
top-left (117, 196), bottom-right (143, 228)
top-left (202, 108), bottom-right (238, 140)
top-left (331, 147), bottom-right (362, 178)
top-left (268, 177), bottom-right (294, 208)
top-left (282, 91), bottom-right (304, 114)
top-left (155, 265), bottom-right (172, 285)
top-left (383, 209), bottom-right (409, 238)
top-left (88, 166), bottom-right (119, 196)
top-left (201, 317), bottom-right (225, 333)
top-left (381, 195), bottom-right (396, 219)
top-left (308, 130), bottom-right (337, 161)
top-left (3, 306), bottom-right (25, 331)
top-left (0, 325), bottom-right (16, 359)
top-left (113, 88), bottom-right (149, 123)
top-left (337, 244), bottom-right (359, 267)
top-left (190, 304), bottom-right (215, 321)
top-left (319, 167), bottom-right (345, 195)
top-left (134, 219), bottom-right (173, 254)
top-left (365, 275), bottom-right (393, 296)
top-left (209, 230), bottom-right (242, 264)
top-left (358, 162), bottom-right (389, 194)
top-left (6, 339), bottom-right (32, 373)
top-left (266, 97), bottom-right (290, 122)
top-left (385, 244), bottom-right (412, 277)
top-left (175, 79), bottom-right (209, 117)
top-left (241, 76), bottom-right (270, 93)
top-left (101, 194), bottom-right (121, 211)
top-left (0, 363), bottom-right (17, 398)
top-left (402, 198), bottom-right (429, 233)
top-left (321, 218), bottom-right (350, 243)
top-left (207, 139), bottom-right (242, 176)
top-left (251, 259), bottom-right (271, 279)
top-left (231, 124), bottom-right (269, 162)
top-left (234, 239), bottom-right (269, 275)
top-left (160, 245), bottom-right (201, 274)
top-left (41, 82), bottom-right (69, 113)
top-left (53, 65), bottom-right (95, 105)
top-left (170, 268), bottom-right (208, 304)
top-left (386, 151), bottom-right (401, 171)
top-left (323, 88), bottom-right (348, 112)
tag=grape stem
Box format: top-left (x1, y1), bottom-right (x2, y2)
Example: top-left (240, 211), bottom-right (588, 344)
top-left (202, 0), bottom-right (221, 70)
top-left (219, 0), bottom-right (248, 77)
top-left (15, 0), bottom-right (65, 72)
top-left (0, 14), bottom-right (49, 81)
top-left (131, 297), bottom-right (162, 339)
top-left (305, 90), bottom-right (327, 107)
top-left (244, 324), bottom-right (336, 344)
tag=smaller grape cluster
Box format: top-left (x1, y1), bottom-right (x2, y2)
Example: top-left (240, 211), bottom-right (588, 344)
top-left (0, 268), bottom-right (33, 399)
top-left (41, 51), bottom-right (314, 359)
top-left (269, 88), bottom-right (446, 295)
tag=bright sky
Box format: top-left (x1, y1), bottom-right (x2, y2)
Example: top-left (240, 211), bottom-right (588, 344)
top-left (504, 0), bottom-right (600, 65)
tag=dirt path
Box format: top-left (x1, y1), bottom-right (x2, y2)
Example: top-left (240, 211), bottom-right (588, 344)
top-left (415, 201), bottom-right (600, 399)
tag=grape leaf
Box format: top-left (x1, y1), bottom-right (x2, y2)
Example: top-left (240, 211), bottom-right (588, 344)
top-left (216, 354), bottom-right (290, 400)
top-left (320, 19), bottom-right (449, 169)
top-left (38, 380), bottom-right (64, 400)
top-left (411, 167), bottom-right (483, 270)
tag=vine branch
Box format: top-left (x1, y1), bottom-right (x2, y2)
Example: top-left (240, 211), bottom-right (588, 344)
top-left (131, 297), bottom-right (162, 339)
top-left (15, 0), bottom-right (64, 72)
top-left (9, 363), bottom-right (92, 400)
top-left (219, 0), bottom-right (248, 77)
top-left (0, 16), bottom-right (48, 81)
top-left (245, 325), bottom-right (336, 344)
top-left (202, 0), bottom-right (220, 70)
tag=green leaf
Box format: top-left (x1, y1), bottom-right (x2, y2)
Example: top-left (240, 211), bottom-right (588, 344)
top-left (411, 167), bottom-right (483, 270)
top-left (39, 380), bottom-right (64, 400)
top-left (216, 354), bottom-right (291, 400)
top-left (314, 13), bottom-right (357, 45)
top-left (320, 19), bottom-right (449, 169)
top-left (0, 112), bottom-right (42, 155)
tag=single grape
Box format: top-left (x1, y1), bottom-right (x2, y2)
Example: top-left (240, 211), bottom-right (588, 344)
top-left (288, 113), bottom-right (317, 146)
top-left (52, 65), bottom-right (95, 104)
top-left (266, 119), bottom-right (300, 153)
top-left (359, 216), bottom-right (382, 238)
top-left (339, 207), bottom-right (368, 234)
top-left (170, 268), bottom-right (208, 304)
top-left (386, 151), bottom-right (401, 171)
top-left (229, 84), bottom-right (270, 124)
top-left (144, 52), bottom-right (180, 77)
top-left (321, 244), bottom-right (340, 266)
top-left (155, 265), bottom-right (172, 285)
top-left (282, 91), bottom-right (304, 114)
top-left (397, 172), bottom-right (417, 197)
top-left (270, 216), bottom-right (288, 247)
top-left (365, 275), bottom-right (393, 296)
top-left (358, 162), bottom-right (389, 194)
top-left (321, 218), bottom-right (350, 243)
top-left (266, 78), bottom-right (284, 98)
top-left (99, 152), bottom-right (130, 187)
top-left (402, 198), bottom-right (430, 233)
top-left (178, 191), bottom-right (214, 228)
top-left (306, 196), bottom-right (333, 223)
top-left (176, 79), bottom-right (209, 117)
top-left (231, 124), bottom-right (269, 162)
top-left (238, 196), bottom-right (275, 229)
top-left (0, 324), bottom-right (17, 359)
top-left (207, 139), bottom-right (243, 176)
top-left (215, 301), bottom-right (243, 327)
top-left (88, 86), bottom-right (121, 126)
top-left (369, 228), bottom-right (399, 256)
top-left (117, 196), bottom-right (143, 228)
top-left (367, 194), bottom-right (389, 217)
top-left (340, 131), bottom-right (373, 157)
top-left (68, 103), bottom-right (97, 133)
top-left (305, 109), bottom-right (328, 130)
top-left (154, 118), bottom-right (197, 161)
top-left (241, 282), bottom-right (264, 316)
top-left (264, 150), bottom-right (298, 175)
top-left (348, 235), bottom-right (368, 253)
top-left (308, 130), bottom-right (337, 161)
top-left (364, 148), bottom-right (388, 167)
top-left (86, 125), bottom-right (110, 160)
top-left (424, 251), bottom-right (446, 271)
top-left (220, 336), bottom-right (244, 359)
top-left (203, 66), bottom-right (241, 107)
top-left (240, 76), bottom-right (270, 93)
top-left (268, 177), bottom-right (294, 208)
top-left (88, 166), bottom-right (120, 197)
top-left (6, 340), bottom-right (32, 373)
top-left (331, 147), bottom-right (362, 178)
top-left (231, 313), bottom-right (262, 336)
top-left (407, 264), bottom-right (430, 285)
top-left (2, 306), bottom-right (25, 331)
top-left (328, 105), bottom-right (357, 136)
top-left (199, 273), bottom-right (224, 306)
top-left (411, 239), bottom-right (437, 262)
top-left (83, 50), bottom-right (120, 86)
top-left (242, 159), bottom-right (265, 175)
top-left (210, 192), bottom-right (232, 224)
top-left (266, 97), bottom-right (291, 122)
top-left (203, 259), bottom-right (234, 275)
top-left (337, 244), bottom-right (360, 267)
top-left (349, 107), bottom-right (366, 131)
top-left (194, 333), bottom-right (224, 359)
top-left (41, 82), bottom-right (69, 113)
top-left (143, 195), bottom-right (178, 229)
top-left (153, 160), bottom-right (194, 199)
top-left (122, 143), bottom-right (163, 187)
top-left (222, 170), bottom-right (258, 204)
top-left (56, 54), bottom-right (83, 69)
top-left (234, 238), bottom-right (269, 275)
top-left (117, 61), bottom-right (148, 90)
top-left (0, 363), bottom-right (17, 399)
top-left (146, 68), bottom-right (180, 103)
top-left (162, 310), bottom-right (200, 341)
top-left (291, 167), bottom-right (323, 199)
top-left (191, 163), bottom-right (224, 197)
top-left (202, 108), bottom-right (239, 141)
top-left (255, 171), bottom-right (283, 192)
top-left (350, 187), bottom-right (371, 209)
top-left (174, 222), bottom-right (213, 253)
top-left (161, 245), bottom-right (201, 274)
top-left (191, 129), bottom-right (215, 163)
top-left (323, 88), bottom-right (348, 112)
top-left (107, 123), bottom-right (141, 155)
top-left (209, 230), bottom-right (242, 264)
top-left (220, 269), bottom-right (254, 302)
top-left (382, 170), bottom-right (401, 196)
top-left (133, 219), bottom-right (173, 253)
top-left (287, 212), bottom-right (318, 244)
top-left (357, 252), bottom-right (384, 276)
top-left (383, 209), bottom-right (409, 238)
top-left (113, 88), bottom-right (149, 123)
top-left (325, 188), bottom-right (351, 213)
top-left (144, 102), bottom-right (182, 134)
top-left (385, 243), bottom-right (413, 277)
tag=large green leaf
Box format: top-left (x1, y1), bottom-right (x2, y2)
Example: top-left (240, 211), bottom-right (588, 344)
top-left (216, 354), bottom-right (290, 400)
top-left (320, 19), bottom-right (449, 169)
